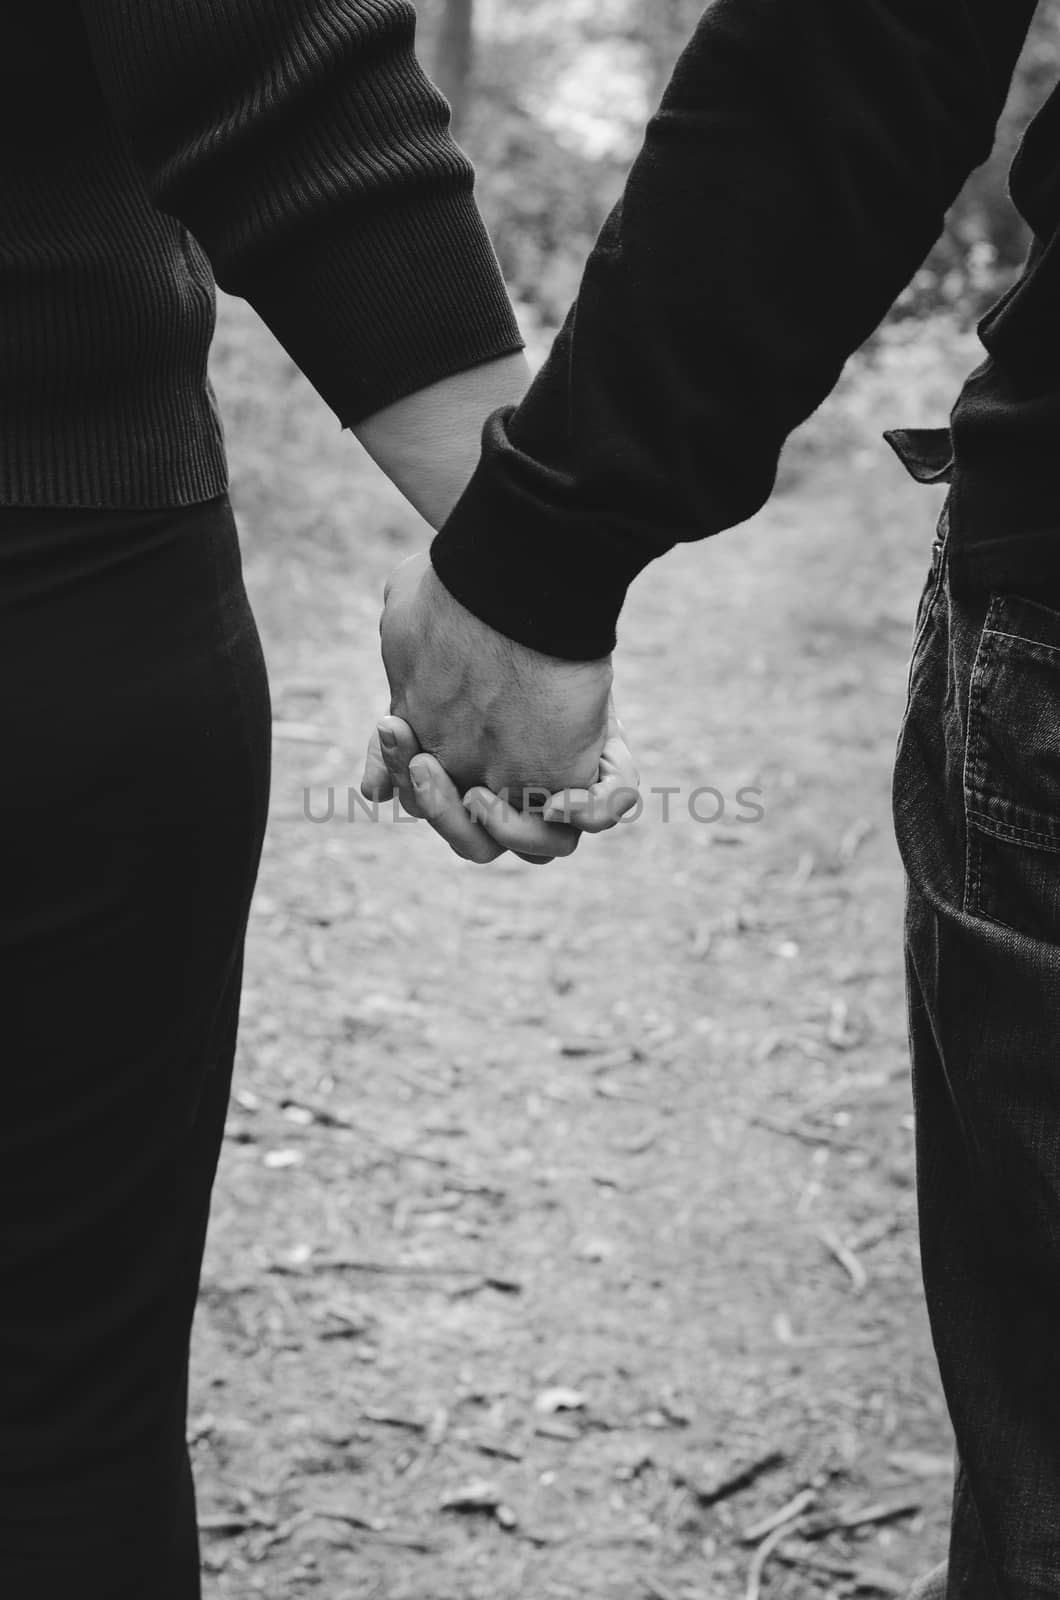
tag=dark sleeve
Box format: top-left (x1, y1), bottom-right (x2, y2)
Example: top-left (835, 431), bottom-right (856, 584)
top-left (429, 0), bottom-right (1038, 661)
top-left (76, 0), bottom-right (524, 424)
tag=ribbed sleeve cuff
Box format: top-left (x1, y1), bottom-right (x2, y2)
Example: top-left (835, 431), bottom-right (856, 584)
top-left (240, 188), bottom-right (524, 427)
top-left (429, 406), bottom-right (656, 661)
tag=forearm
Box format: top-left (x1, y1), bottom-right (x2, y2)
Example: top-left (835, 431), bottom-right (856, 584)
top-left (431, 0), bottom-right (1038, 660)
top-left (353, 353), bottom-right (532, 530)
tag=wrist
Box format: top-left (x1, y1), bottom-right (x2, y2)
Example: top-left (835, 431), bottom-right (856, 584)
top-left (429, 410), bottom-right (643, 661)
top-left (424, 558), bottom-right (590, 669)
top-left (351, 352), bottom-right (532, 530)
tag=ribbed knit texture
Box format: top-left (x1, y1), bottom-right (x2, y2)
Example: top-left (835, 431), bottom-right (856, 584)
top-left (1, 2), bottom-right (523, 509)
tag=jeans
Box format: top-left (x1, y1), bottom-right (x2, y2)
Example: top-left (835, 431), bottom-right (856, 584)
top-left (0, 494), bottom-right (271, 1597)
top-left (893, 455), bottom-right (1060, 1596)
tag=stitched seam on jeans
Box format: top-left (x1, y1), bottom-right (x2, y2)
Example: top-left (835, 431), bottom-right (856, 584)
top-left (967, 609), bottom-right (994, 799)
top-left (967, 808), bottom-right (1060, 852)
top-left (965, 594), bottom-right (1060, 864)
top-left (963, 599), bottom-right (1000, 914)
top-left (968, 829), bottom-right (981, 920)
top-left (982, 627), bottom-right (1060, 662)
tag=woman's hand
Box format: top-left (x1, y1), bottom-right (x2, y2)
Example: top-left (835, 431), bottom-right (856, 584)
top-left (362, 706), bottom-right (640, 866)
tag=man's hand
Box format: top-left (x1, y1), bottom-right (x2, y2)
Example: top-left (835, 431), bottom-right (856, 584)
top-left (363, 550), bottom-right (614, 802)
top-left (361, 715), bottom-right (578, 864)
top-left (361, 710), bottom-right (640, 866)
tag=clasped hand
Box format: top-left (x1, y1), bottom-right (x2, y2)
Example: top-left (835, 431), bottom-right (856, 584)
top-left (360, 552), bottom-right (640, 863)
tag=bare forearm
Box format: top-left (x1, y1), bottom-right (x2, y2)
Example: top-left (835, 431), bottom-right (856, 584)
top-left (352, 353), bottom-right (533, 530)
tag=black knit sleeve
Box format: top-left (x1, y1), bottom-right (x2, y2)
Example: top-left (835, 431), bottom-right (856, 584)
top-left (430, 0), bottom-right (1037, 660)
top-left (77, 0), bottom-right (523, 424)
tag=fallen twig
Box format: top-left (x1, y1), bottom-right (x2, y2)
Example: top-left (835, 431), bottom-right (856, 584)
top-left (473, 1436), bottom-right (525, 1462)
top-left (280, 1096), bottom-right (356, 1130)
top-left (239, 1090), bottom-right (462, 1169)
top-left (361, 1408), bottom-right (428, 1432)
top-left (848, 1214), bottom-right (906, 1252)
top-left (250, 1508), bottom-right (315, 1552)
top-left (586, 1048), bottom-right (641, 1073)
top-left (802, 1498), bottom-right (921, 1538)
top-left (751, 1113), bottom-right (858, 1150)
top-left (774, 1545), bottom-right (908, 1594)
top-left (741, 1487), bottom-right (817, 1544)
top-left (198, 1512), bottom-right (276, 1535)
top-left (278, 1256), bottom-right (522, 1293)
top-left (305, 1507), bottom-right (381, 1531)
top-left (817, 1225), bottom-right (869, 1293)
top-left (886, 1449), bottom-right (951, 1478)
top-left (772, 1312), bottom-right (885, 1350)
top-left (838, 817), bottom-right (874, 865)
top-left (825, 998), bottom-right (862, 1050)
top-left (680, 1449), bottom-right (785, 1507)
top-left (305, 1508), bottom-right (436, 1551)
top-left (746, 1515), bottom-right (809, 1600)
top-left (610, 1128), bottom-right (660, 1155)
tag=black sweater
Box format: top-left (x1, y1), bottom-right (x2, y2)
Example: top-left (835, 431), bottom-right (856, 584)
top-left (432, 0), bottom-right (1056, 659)
top-left (8, 2), bottom-right (1058, 664)
top-left (1, 2), bottom-right (522, 508)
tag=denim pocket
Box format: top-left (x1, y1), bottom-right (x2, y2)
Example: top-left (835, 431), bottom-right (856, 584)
top-left (964, 593), bottom-right (1060, 938)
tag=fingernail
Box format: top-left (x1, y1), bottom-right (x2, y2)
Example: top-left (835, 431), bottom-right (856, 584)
top-left (379, 726), bottom-right (397, 749)
top-left (409, 759), bottom-right (428, 790)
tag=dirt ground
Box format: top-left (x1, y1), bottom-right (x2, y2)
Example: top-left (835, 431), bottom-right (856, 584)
top-left (192, 296), bottom-right (959, 1599)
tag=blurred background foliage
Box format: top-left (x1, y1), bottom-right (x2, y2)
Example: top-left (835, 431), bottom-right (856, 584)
top-left (415, 0), bottom-right (1060, 337)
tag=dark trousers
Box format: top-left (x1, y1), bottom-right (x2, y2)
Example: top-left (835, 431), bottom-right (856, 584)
top-left (894, 492), bottom-right (1060, 1596)
top-left (0, 494), bottom-right (271, 1597)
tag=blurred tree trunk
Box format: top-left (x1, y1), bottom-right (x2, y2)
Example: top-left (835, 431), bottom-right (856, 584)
top-left (434, 0), bottom-right (475, 141)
